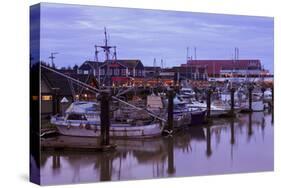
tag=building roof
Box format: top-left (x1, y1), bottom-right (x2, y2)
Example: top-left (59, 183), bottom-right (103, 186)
top-left (104, 59), bottom-right (143, 69)
top-left (181, 59), bottom-right (261, 75)
top-left (41, 67), bottom-right (99, 96)
top-left (144, 66), bottom-right (161, 71)
top-left (79, 60), bottom-right (103, 70)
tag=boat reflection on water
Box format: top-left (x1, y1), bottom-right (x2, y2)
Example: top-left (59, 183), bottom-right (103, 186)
top-left (40, 112), bottom-right (273, 185)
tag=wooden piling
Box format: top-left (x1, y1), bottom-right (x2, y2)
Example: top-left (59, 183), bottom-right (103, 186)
top-left (167, 137), bottom-right (175, 175)
top-left (52, 88), bottom-right (60, 115)
top-left (206, 89), bottom-right (212, 119)
top-left (52, 155), bottom-right (60, 169)
top-left (100, 154), bottom-right (111, 181)
top-left (167, 89), bottom-right (175, 133)
top-left (230, 118), bottom-right (235, 145)
top-left (248, 113), bottom-right (253, 137)
top-left (99, 90), bottom-right (111, 146)
top-left (230, 88), bottom-right (235, 115)
top-left (261, 87), bottom-right (266, 100)
top-left (271, 87), bottom-right (274, 109)
top-left (206, 127), bottom-right (212, 157)
top-left (248, 85), bottom-right (253, 112)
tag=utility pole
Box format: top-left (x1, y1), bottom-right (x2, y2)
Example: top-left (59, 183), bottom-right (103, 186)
top-left (49, 52), bottom-right (59, 66)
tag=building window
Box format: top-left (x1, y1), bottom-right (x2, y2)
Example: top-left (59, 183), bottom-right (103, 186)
top-left (108, 68), bottom-right (113, 76)
top-left (129, 69), bottom-right (133, 76)
top-left (42, 95), bottom-right (52, 101)
top-left (78, 69), bottom-right (83, 74)
top-left (114, 68), bottom-right (119, 76)
top-left (100, 69), bottom-right (105, 75)
top-left (121, 69), bottom-right (126, 76)
top-left (83, 70), bottom-right (89, 75)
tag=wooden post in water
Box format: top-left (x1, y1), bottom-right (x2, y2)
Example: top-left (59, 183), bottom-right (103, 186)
top-left (167, 88), bottom-right (175, 133)
top-left (194, 87), bottom-right (198, 101)
top-left (52, 88), bottom-right (59, 115)
top-left (206, 89), bottom-right (212, 119)
top-left (248, 85), bottom-right (253, 112)
top-left (230, 88), bottom-right (235, 115)
top-left (100, 153), bottom-right (111, 181)
top-left (248, 113), bottom-right (253, 137)
top-left (56, 95), bottom-right (60, 115)
top-left (261, 87), bottom-right (266, 99)
top-left (230, 118), bottom-right (235, 145)
top-left (271, 86), bottom-right (274, 123)
top-left (206, 127), bottom-right (212, 157)
top-left (52, 154), bottom-right (60, 169)
top-left (99, 90), bottom-right (111, 146)
top-left (167, 137), bottom-right (175, 175)
top-left (271, 86), bottom-right (274, 109)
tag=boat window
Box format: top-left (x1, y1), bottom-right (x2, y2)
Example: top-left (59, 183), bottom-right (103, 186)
top-left (67, 114), bottom-right (87, 120)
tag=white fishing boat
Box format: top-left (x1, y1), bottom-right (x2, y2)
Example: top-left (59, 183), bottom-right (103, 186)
top-left (185, 99), bottom-right (231, 117)
top-left (264, 89), bottom-right (272, 101)
top-left (51, 101), bottom-right (163, 138)
top-left (178, 87), bottom-right (196, 100)
top-left (171, 96), bottom-right (206, 126)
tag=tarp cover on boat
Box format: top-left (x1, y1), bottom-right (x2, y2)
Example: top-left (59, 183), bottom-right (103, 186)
top-left (147, 95), bottom-right (163, 109)
top-left (65, 101), bottom-right (99, 114)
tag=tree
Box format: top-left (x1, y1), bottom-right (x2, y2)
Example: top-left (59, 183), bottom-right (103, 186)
top-left (73, 64), bottom-right (79, 71)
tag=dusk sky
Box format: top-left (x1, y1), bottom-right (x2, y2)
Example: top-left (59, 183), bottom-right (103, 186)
top-left (39, 3), bottom-right (274, 72)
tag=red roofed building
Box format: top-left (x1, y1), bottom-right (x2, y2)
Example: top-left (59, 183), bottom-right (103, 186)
top-left (181, 59), bottom-right (262, 77)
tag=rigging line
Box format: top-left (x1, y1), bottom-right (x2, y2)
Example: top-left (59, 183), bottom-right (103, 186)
top-left (41, 64), bottom-right (100, 93)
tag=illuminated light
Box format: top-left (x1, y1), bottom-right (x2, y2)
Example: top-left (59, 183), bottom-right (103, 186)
top-left (32, 96), bottom-right (39, 101)
top-left (41, 95), bottom-right (52, 101)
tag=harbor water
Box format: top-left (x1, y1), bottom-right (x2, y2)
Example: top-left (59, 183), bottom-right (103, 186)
top-left (40, 111), bottom-right (273, 185)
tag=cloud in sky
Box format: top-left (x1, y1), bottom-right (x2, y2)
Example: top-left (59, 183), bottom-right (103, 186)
top-left (37, 3), bottom-right (274, 72)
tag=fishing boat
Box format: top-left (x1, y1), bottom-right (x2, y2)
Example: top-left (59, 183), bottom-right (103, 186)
top-left (184, 98), bottom-right (231, 117)
top-left (178, 87), bottom-right (196, 100)
top-left (50, 101), bottom-right (163, 138)
top-left (171, 96), bottom-right (206, 126)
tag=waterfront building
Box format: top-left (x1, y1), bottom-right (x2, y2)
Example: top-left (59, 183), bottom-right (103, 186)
top-left (182, 59), bottom-right (266, 78)
top-left (41, 67), bottom-right (98, 117)
top-left (78, 59), bottom-right (145, 86)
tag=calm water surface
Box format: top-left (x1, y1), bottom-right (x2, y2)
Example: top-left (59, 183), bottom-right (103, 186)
top-left (40, 112), bottom-right (274, 185)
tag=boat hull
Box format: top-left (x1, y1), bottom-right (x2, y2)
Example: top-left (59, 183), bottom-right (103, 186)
top-left (54, 122), bottom-right (162, 138)
top-left (190, 110), bottom-right (206, 125)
